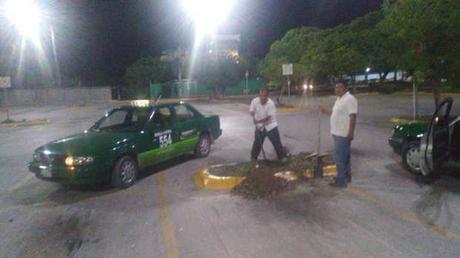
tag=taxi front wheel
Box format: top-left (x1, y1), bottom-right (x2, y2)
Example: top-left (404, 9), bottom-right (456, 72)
top-left (195, 134), bottom-right (211, 157)
top-left (112, 156), bottom-right (138, 189)
top-left (402, 141), bottom-right (421, 175)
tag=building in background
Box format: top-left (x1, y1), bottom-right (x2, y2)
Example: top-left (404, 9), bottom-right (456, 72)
top-left (206, 34), bottom-right (240, 60)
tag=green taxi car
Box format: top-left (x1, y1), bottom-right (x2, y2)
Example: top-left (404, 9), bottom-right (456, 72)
top-left (29, 102), bottom-right (222, 188)
top-left (389, 97), bottom-right (460, 176)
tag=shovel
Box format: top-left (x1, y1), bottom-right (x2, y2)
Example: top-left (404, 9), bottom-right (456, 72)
top-left (305, 98), bottom-right (325, 178)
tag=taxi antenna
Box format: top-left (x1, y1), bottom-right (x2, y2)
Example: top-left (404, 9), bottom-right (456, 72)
top-left (155, 95), bottom-right (162, 105)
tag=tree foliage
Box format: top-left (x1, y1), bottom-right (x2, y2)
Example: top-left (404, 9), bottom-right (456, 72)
top-left (380, 0), bottom-right (460, 90)
top-left (124, 57), bottom-right (173, 89)
top-left (259, 0), bottom-right (460, 95)
top-left (259, 27), bottom-right (317, 86)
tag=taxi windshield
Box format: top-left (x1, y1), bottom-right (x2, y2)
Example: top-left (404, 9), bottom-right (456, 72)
top-left (91, 108), bottom-right (151, 132)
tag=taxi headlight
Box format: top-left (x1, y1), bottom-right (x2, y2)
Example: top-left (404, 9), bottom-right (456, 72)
top-left (33, 153), bottom-right (41, 161)
top-left (65, 156), bottom-right (94, 166)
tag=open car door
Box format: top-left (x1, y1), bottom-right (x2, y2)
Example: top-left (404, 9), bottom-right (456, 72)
top-left (420, 97), bottom-right (453, 176)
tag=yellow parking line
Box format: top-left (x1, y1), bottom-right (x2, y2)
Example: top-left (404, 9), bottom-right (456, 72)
top-left (346, 186), bottom-right (460, 241)
top-left (155, 172), bottom-right (180, 258)
top-left (9, 174), bottom-right (34, 193)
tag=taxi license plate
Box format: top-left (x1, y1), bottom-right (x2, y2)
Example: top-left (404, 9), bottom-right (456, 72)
top-left (40, 167), bottom-right (52, 178)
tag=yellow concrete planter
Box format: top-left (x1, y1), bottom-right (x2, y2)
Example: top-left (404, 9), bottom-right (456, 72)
top-left (303, 165), bottom-right (337, 178)
top-left (194, 164), bottom-right (246, 190)
top-left (1, 119), bottom-right (50, 127)
top-left (276, 106), bottom-right (305, 113)
top-left (195, 163), bottom-right (337, 190)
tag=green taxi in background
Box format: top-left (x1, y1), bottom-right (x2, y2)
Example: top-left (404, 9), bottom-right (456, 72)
top-left (389, 97), bottom-right (460, 176)
top-left (29, 102), bottom-right (222, 188)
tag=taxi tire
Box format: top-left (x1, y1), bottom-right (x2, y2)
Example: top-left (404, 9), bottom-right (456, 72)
top-left (112, 156), bottom-right (138, 189)
top-left (195, 134), bottom-right (211, 158)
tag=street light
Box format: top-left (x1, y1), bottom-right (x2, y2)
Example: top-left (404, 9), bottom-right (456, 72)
top-left (181, 0), bottom-right (236, 84)
top-left (181, 0), bottom-right (235, 37)
top-left (4, 0), bottom-right (61, 87)
top-left (5, 0), bottom-right (42, 45)
top-left (365, 67), bottom-right (371, 83)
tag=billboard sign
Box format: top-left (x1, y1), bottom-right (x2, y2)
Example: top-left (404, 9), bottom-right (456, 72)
top-left (0, 77), bottom-right (11, 88)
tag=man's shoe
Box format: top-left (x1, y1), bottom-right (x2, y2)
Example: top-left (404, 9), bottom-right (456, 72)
top-left (347, 176), bottom-right (352, 184)
top-left (329, 181), bottom-right (347, 188)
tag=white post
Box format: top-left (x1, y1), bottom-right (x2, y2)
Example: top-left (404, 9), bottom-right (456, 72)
top-left (2, 88), bottom-right (9, 121)
top-left (287, 76), bottom-right (291, 99)
top-left (412, 82), bottom-right (418, 120)
top-left (245, 70), bottom-right (249, 95)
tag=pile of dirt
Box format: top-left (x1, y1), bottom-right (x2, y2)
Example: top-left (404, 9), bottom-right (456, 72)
top-left (209, 152), bottom-right (334, 199)
top-left (230, 163), bottom-right (299, 199)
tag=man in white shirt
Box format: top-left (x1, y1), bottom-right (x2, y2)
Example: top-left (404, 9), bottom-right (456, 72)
top-left (320, 81), bottom-right (358, 187)
top-left (250, 88), bottom-right (286, 162)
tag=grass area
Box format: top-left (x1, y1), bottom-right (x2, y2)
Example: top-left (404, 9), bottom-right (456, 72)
top-left (1, 118), bottom-right (17, 124)
top-left (1, 118), bottom-right (49, 127)
top-left (276, 103), bottom-right (296, 108)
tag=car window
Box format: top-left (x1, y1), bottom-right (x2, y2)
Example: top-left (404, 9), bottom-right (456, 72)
top-left (174, 105), bottom-right (195, 122)
top-left (94, 109), bottom-right (150, 132)
top-left (152, 107), bottom-right (173, 127)
top-left (99, 110), bottom-right (128, 129)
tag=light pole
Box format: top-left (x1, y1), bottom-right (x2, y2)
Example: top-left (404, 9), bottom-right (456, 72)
top-left (365, 67), bottom-right (371, 83)
top-left (50, 25), bottom-right (61, 87)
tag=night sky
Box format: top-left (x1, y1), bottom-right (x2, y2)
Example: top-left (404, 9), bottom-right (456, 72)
top-left (2, 0), bottom-right (384, 85)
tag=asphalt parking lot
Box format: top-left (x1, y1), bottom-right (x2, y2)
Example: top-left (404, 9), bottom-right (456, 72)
top-left (1, 94), bottom-right (460, 257)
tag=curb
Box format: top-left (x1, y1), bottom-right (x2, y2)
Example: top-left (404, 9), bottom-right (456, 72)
top-left (1, 119), bottom-right (50, 127)
top-left (238, 103), bottom-right (306, 113)
top-left (390, 92), bottom-right (460, 97)
top-left (194, 163), bottom-right (337, 190)
top-left (110, 96), bottom-right (212, 105)
top-left (67, 104), bottom-right (96, 110)
top-left (390, 116), bottom-right (430, 124)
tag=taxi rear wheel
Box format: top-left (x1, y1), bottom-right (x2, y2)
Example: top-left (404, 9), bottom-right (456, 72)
top-left (112, 156), bottom-right (138, 189)
top-left (195, 134), bottom-right (211, 157)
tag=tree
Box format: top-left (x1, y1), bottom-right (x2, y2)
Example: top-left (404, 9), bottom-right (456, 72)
top-left (259, 27), bottom-right (318, 88)
top-left (194, 56), bottom-right (243, 96)
top-left (380, 0), bottom-right (460, 104)
top-left (123, 57), bottom-right (173, 97)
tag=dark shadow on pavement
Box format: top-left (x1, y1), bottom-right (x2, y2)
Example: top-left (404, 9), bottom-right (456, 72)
top-left (7, 154), bottom-right (196, 207)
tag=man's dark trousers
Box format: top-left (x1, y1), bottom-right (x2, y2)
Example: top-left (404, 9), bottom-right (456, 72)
top-left (251, 127), bottom-right (284, 160)
top-left (333, 135), bottom-right (351, 184)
